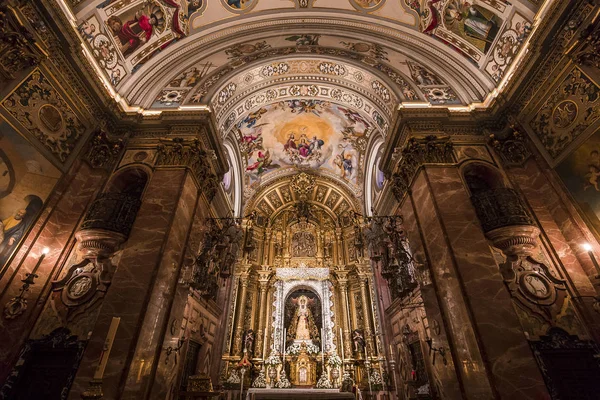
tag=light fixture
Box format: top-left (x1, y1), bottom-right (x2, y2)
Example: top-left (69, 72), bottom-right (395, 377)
top-left (583, 243), bottom-right (600, 280)
top-left (42, 247), bottom-right (50, 255)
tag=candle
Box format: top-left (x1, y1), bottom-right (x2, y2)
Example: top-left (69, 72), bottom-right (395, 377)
top-left (93, 317), bottom-right (121, 379)
top-left (283, 328), bottom-right (286, 355)
top-left (263, 329), bottom-right (268, 359)
top-left (31, 247), bottom-right (49, 276)
top-left (389, 344), bottom-right (394, 358)
top-left (339, 327), bottom-right (345, 360)
top-left (321, 328), bottom-right (325, 366)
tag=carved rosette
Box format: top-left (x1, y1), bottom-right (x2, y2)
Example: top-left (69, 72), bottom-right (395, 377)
top-left (156, 137), bottom-right (219, 202)
top-left (390, 136), bottom-right (454, 202)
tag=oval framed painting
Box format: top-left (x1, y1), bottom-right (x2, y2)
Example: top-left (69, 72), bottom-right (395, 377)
top-left (349, 0), bottom-right (385, 12)
top-left (0, 150), bottom-right (15, 199)
top-left (222, 0), bottom-right (258, 14)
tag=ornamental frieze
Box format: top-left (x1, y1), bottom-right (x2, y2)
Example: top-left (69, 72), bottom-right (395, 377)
top-left (529, 67), bottom-right (600, 160)
top-left (2, 69), bottom-right (86, 163)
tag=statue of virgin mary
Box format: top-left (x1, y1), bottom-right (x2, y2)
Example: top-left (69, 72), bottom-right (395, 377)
top-left (287, 295), bottom-right (320, 345)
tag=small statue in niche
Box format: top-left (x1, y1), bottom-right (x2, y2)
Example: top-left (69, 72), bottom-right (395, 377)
top-left (244, 329), bottom-right (255, 354)
top-left (352, 329), bottom-right (365, 354)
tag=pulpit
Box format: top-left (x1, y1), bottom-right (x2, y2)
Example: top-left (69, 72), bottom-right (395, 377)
top-left (291, 343), bottom-right (316, 386)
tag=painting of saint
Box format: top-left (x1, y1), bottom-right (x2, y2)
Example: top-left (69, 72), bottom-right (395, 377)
top-left (107, 6), bottom-right (165, 57)
top-left (0, 196), bottom-right (43, 269)
top-left (556, 130), bottom-right (600, 238)
top-left (0, 122), bottom-right (61, 273)
top-left (443, 1), bottom-right (501, 53)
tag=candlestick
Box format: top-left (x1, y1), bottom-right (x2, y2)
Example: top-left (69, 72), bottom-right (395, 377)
top-left (30, 247), bottom-right (49, 276)
top-left (321, 328), bottom-right (325, 366)
top-left (583, 243), bottom-right (600, 279)
top-left (93, 317), bottom-right (121, 380)
top-left (389, 344), bottom-right (394, 359)
top-left (339, 327), bottom-right (345, 360)
top-left (263, 329), bottom-right (268, 359)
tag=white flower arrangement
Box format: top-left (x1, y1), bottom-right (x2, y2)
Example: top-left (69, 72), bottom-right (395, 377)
top-left (285, 342), bottom-right (320, 355)
top-left (264, 354), bottom-right (281, 366)
top-left (328, 354), bottom-right (343, 367)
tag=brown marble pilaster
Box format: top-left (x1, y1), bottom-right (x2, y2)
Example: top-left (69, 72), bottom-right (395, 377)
top-left (0, 160), bottom-right (107, 383)
top-left (416, 165), bottom-right (548, 399)
top-left (69, 168), bottom-right (197, 400)
top-left (507, 158), bottom-right (600, 338)
top-left (400, 196), bottom-right (463, 399)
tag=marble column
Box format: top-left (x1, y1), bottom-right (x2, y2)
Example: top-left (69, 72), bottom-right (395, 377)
top-left (411, 165), bottom-right (548, 400)
top-left (69, 168), bottom-right (198, 400)
top-left (0, 160), bottom-right (107, 384)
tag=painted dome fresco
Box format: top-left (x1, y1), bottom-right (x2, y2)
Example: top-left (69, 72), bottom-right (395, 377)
top-left (62, 0), bottom-right (552, 195)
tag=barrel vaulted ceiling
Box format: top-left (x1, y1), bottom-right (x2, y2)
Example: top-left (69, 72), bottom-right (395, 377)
top-left (61, 0), bottom-right (553, 204)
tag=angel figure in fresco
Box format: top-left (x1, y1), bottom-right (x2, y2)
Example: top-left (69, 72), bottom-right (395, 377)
top-left (241, 108), bottom-right (268, 128)
top-left (245, 150), bottom-right (272, 175)
top-left (287, 295), bottom-right (320, 344)
top-left (584, 150), bottom-right (600, 192)
top-left (240, 126), bottom-right (264, 154)
top-left (334, 147), bottom-right (353, 180)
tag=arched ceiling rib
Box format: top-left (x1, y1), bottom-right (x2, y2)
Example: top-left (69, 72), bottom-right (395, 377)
top-left (69, 0), bottom-right (541, 113)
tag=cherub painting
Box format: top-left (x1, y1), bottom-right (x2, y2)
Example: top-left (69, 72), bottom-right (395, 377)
top-left (556, 131), bottom-right (600, 237)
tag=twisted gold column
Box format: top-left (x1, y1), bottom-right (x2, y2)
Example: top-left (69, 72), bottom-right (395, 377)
top-left (359, 277), bottom-right (375, 356)
top-left (255, 269), bottom-right (271, 359)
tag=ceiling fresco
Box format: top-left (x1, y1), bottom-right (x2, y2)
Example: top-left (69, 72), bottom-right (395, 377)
top-left (237, 100), bottom-right (371, 196)
top-left (69, 0), bottom-right (540, 112)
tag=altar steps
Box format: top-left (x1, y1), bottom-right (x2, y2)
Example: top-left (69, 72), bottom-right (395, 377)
top-left (246, 388), bottom-right (355, 400)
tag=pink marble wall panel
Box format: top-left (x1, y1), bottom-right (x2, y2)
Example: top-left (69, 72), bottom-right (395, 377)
top-left (399, 197), bottom-right (463, 400)
top-left (0, 161), bottom-right (107, 383)
top-left (122, 172), bottom-right (199, 399)
top-left (409, 170), bottom-right (495, 400)
top-left (508, 159), bottom-right (600, 338)
top-left (150, 193), bottom-right (224, 399)
top-left (424, 166), bottom-right (548, 400)
top-left (69, 168), bottom-right (191, 400)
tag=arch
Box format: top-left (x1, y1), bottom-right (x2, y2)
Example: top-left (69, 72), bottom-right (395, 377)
top-left (461, 161), bottom-right (507, 196)
top-left (223, 140), bottom-right (243, 217)
top-left (364, 135), bottom-right (384, 216)
top-left (105, 166), bottom-right (150, 199)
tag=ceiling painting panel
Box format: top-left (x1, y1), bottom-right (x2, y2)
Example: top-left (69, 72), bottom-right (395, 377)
top-left (238, 100), bottom-right (369, 196)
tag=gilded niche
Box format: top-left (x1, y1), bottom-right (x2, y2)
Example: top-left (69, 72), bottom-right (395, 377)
top-left (2, 70), bottom-right (86, 163)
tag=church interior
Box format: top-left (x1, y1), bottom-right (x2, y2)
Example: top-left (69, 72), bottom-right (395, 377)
top-left (2, 0), bottom-right (600, 399)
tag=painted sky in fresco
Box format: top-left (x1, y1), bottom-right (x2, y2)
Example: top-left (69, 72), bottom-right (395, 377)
top-left (238, 100), bottom-right (370, 190)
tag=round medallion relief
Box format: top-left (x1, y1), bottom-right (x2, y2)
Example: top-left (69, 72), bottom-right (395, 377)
top-left (66, 275), bottom-right (93, 300)
top-left (133, 151), bottom-right (148, 162)
top-left (552, 100), bottom-right (578, 128)
top-left (519, 272), bottom-right (551, 300)
top-left (38, 104), bottom-right (63, 134)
